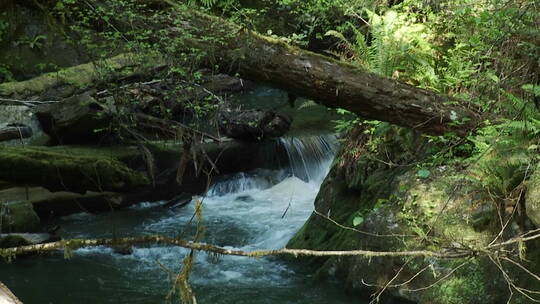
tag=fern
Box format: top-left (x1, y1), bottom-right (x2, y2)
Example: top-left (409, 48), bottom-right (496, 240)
top-left (296, 99), bottom-right (318, 110)
top-left (327, 9), bottom-right (438, 88)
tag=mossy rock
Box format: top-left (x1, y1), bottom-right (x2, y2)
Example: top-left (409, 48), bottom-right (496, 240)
top-left (0, 146), bottom-right (149, 193)
top-left (0, 201), bottom-right (40, 233)
top-left (288, 128), bottom-right (538, 303)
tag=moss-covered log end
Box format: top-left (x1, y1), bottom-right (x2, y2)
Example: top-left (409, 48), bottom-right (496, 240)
top-left (0, 146), bottom-right (149, 193)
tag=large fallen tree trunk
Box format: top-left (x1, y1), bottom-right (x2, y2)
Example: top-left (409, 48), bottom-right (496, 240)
top-left (171, 6), bottom-right (481, 136)
top-left (0, 4), bottom-right (481, 136)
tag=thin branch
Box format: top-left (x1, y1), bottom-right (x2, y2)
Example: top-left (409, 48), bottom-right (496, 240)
top-left (0, 235), bottom-right (471, 260)
top-left (0, 97), bottom-right (58, 107)
top-left (313, 209), bottom-right (415, 238)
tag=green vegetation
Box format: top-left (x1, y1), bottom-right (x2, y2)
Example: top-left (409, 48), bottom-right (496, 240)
top-left (0, 0), bottom-right (539, 303)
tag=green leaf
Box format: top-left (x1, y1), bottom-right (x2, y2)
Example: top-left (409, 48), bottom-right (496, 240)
top-left (353, 216), bottom-right (364, 226)
top-left (417, 168), bottom-right (431, 178)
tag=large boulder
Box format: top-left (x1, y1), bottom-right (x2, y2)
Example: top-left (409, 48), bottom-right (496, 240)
top-left (35, 93), bottom-right (111, 144)
top-left (287, 128), bottom-right (539, 304)
top-left (218, 109), bottom-right (291, 141)
top-left (0, 105), bottom-right (50, 146)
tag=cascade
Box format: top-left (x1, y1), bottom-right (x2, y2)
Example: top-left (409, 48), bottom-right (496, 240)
top-left (0, 134), bottom-right (361, 303)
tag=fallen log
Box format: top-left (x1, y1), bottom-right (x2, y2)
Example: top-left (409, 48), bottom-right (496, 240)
top-left (0, 146), bottom-right (149, 193)
top-left (0, 5), bottom-right (481, 136)
top-left (169, 7), bottom-right (481, 136)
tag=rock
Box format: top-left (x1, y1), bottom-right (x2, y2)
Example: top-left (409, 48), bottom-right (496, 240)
top-left (287, 128), bottom-right (536, 304)
top-left (0, 123), bottom-right (33, 142)
top-left (526, 165), bottom-right (540, 227)
top-left (0, 140), bottom-right (290, 218)
top-left (0, 233), bottom-right (56, 248)
top-left (0, 187), bottom-right (123, 218)
top-left (163, 193), bottom-right (192, 209)
top-left (218, 109), bottom-right (291, 141)
top-left (122, 73), bottom-right (250, 119)
top-left (0, 201), bottom-right (40, 233)
top-left (35, 93), bottom-right (112, 144)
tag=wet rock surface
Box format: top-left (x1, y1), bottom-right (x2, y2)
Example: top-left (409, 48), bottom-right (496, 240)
top-left (218, 109), bottom-right (291, 141)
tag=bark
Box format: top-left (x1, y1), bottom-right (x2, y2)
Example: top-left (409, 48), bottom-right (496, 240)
top-left (172, 7), bottom-right (481, 136)
top-left (0, 6), bottom-right (481, 136)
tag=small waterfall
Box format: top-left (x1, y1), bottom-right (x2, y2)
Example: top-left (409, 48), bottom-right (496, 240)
top-left (279, 134), bottom-right (338, 183)
top-left (207, 170), bottom-right (287, 196)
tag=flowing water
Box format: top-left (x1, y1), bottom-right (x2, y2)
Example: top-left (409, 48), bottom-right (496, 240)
top-left (0, 135), bottom-right (365, 304)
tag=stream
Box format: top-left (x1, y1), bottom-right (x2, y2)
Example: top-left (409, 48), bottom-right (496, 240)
top-left (0, 134), bottom-right (364, 303)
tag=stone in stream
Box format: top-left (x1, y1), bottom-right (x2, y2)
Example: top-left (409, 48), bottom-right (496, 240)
top-left (218, 109), bottom-right (291, 141)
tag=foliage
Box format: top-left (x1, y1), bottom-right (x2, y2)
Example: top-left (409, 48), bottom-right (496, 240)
top-left (327, 8), bottom-right (437, 88)
top-left (466, 89), bottom-right (540, 201)
top-left (0, 13), bottom-right (12, 83)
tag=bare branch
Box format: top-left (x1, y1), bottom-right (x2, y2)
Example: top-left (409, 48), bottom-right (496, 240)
top-left (0, 235), bottom-right (471, 261)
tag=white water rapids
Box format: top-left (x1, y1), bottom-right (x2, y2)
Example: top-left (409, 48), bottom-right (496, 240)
top-left (1, 135), bottom-right (363, 303)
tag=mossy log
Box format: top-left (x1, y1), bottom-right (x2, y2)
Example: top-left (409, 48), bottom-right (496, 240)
top-left (0, 146), bottom-right (149, 193)
top-left (170, 7), bottom-right (480, 136)
top-left (0, 6), bottom-right (479, 136)
top-left (0, 53), bottom-right (162, 99)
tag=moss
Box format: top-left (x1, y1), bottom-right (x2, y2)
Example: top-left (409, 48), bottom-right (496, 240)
top-left (421, 259), bottom-right (499, 304)
top-left (0, 200), bottom-right (40, 233)
top-left (0, 235), bottom-right (30, 249)
top-left (0, 146), bottom-right (148, 193)
top-left (287, 125), bottom-right (533, 303)
top-left (0, 53), bottom-right (164, 97)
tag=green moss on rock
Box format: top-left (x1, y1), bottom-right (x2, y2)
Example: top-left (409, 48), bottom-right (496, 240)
top-left (288, 127), bottom-right (538, 303)
top-left (0, 201), bottom-right (40, 233)
top-left (0, 146), bottom-right (148, 193)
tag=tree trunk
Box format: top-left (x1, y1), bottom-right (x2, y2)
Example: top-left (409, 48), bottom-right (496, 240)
top-left (0, 5), bottom-right (481, 136)
top-left (172, 7), bottom-right (481, 136)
